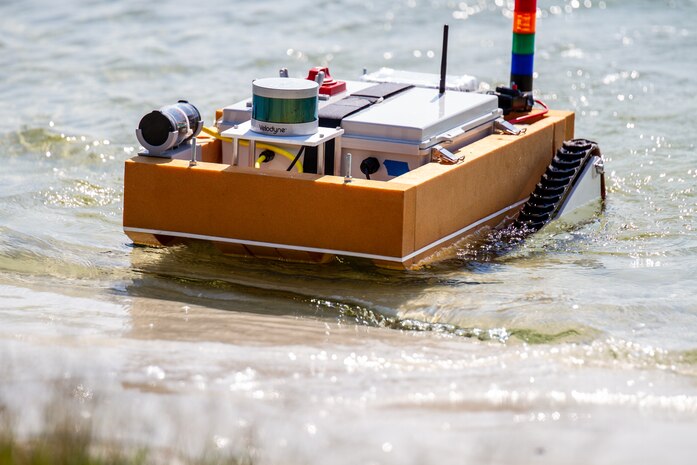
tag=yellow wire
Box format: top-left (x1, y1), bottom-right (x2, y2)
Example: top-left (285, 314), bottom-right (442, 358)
top-left (201, 126), bottom-right (303, 173)
top-left (201, 125), bottom-right (234, 142)
top-left (254, 154), bottom-right (267, 169)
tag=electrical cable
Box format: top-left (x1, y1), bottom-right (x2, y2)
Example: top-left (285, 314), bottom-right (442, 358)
top-left (200, 126), bottom-right (304, 173)
top-left (508, 99), bottom-right (548, 125)
top-left (254, 154), bottom-right (268, 169)
top-left (286, 146), bottom-right (305, 172)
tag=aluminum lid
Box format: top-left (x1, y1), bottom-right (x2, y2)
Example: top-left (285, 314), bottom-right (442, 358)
top-left (252, 78), bottom-right (319, 99)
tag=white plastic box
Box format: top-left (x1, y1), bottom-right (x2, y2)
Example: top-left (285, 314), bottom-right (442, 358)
top-left (337, 87), bottom-right (500, 181)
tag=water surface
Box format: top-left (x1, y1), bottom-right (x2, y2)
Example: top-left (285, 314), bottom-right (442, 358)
top-left (2, 0), bottom-right (697, 463)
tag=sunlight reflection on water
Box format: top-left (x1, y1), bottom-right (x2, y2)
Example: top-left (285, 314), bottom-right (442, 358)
top-left (2, 0), bottom-right (697, 463)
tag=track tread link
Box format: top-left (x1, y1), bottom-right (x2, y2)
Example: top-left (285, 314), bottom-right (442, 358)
top-left (513, 139), bottom-right (601, 232)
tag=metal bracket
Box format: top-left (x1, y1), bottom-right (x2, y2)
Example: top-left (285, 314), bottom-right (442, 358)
top-left (431, 144), bottom-right (463, 164)
top-left (136, 128), bottom-right (179, 156)
top-left (593, 156), bottom-right (605, 175)
top-left (494, 118), bottom-right (526, 136)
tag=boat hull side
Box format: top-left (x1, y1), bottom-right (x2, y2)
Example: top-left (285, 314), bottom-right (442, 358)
top-left (123, 110), bottom-right (575, 269)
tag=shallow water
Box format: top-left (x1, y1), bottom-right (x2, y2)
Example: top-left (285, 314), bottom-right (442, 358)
top-left (2, 0), bottom-right (697, 463)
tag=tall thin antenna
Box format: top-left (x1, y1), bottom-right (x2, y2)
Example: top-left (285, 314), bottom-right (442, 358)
top-left (439, 24), bottom-right (449, 95)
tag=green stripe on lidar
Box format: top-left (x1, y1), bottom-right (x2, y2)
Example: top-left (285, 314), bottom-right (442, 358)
top-left (512, 33), bottom-right (535, 55)
top-left (252, 95), bottom-right (318, 124)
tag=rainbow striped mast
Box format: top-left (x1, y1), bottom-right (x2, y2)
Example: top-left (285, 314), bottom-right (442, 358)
top-left (510, 0), bottom-right (537, 93)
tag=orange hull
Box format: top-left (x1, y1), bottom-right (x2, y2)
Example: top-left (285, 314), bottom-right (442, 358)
top-left (123, 110), bottom-right (574, 269)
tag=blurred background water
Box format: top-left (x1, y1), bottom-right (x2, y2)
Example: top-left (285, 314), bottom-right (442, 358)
top-left (1, 0), bottom-right (697, 463)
